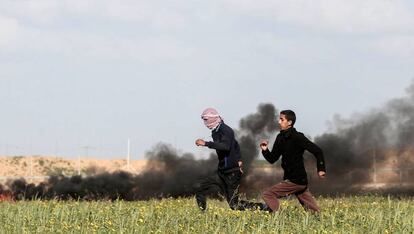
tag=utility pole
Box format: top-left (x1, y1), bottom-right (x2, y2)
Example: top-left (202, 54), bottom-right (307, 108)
top-left (127, 138), bottom-right (130, 170)
top-left (373, 148), bottom-right (377, 187)
top-left (77, 154), bottom-right (81, 175)
top-left (54, 139), bottom-right (59, 160)
top-left (81, 145), bottom-right (94, 157)
top-left (30, 154), bottom-right (33, 180)
top-left (29, 145), bottom-right (33, 182)
top-left (78, 145), bottom-right (96, 176)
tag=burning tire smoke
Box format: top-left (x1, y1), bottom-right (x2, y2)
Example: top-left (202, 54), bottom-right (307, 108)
top-left (1, 104), bottom-right (278, 200)
top-left (2, 82), bottom-right (414, 200)
top-left (311, 82), bottom-right (414, 195)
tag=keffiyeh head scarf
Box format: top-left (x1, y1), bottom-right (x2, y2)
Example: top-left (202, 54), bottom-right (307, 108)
top-left (201, 108), bottom-right (223, 130)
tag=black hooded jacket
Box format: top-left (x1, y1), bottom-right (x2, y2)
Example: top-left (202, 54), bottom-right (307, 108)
top-left (262, 127), bottom-right (326, 185)
top-left (205, 122), bottom-right (241, 172)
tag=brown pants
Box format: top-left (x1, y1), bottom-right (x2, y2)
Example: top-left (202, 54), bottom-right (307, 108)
top-left (262, 180), bottom-right (320, 212)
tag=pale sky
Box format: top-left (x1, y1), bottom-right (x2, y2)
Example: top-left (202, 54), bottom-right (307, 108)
top-left (0, 0), bottom-right (413, 159)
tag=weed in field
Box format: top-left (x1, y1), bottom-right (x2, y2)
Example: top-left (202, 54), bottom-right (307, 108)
top-left (0, 196), bottom-right (412, 233)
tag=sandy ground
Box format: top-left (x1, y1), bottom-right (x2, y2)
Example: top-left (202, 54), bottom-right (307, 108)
top-left (0, 156), bottom-right (148, 177)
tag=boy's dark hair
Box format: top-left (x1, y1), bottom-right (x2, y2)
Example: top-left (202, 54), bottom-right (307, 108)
top-left (280, 110), bottom-right (296, 126)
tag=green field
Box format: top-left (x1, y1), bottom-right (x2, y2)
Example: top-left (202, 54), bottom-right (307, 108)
top-left (0, 196), bottom-right (413, 233)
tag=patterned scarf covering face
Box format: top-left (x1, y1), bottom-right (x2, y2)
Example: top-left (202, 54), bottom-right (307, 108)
top-left (201, 108), bottom-right (222, 130)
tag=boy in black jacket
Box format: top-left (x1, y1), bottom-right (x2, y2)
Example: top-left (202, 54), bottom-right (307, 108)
top-left (260, 110), bottom-right (326, 212)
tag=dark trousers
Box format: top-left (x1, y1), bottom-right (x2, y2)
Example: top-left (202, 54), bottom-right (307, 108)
top-left (194, 170), bottom-right (262, 210)
top-left (262, 180), bottom-right (320, 212)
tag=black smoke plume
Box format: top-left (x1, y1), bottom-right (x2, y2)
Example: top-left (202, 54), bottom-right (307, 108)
top-left (238, 103), bottom-right (279, 173)
top-left (3, 82), bottom-right (414, 200)
top-left (1, 104), bottom-right (278, 200)
top-left (310, 82), bottom-right (414, 195)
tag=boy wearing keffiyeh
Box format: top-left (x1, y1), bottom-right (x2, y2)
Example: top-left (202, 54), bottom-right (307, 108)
top-left (194, 108), bottom-right (262, 211)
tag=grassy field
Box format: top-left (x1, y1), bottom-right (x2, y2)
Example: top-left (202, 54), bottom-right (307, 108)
top-left (0, 196), bottom-right (413, 233)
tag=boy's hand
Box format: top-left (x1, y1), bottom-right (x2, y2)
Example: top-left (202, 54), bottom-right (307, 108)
top-left (195, 139), bottom-right (206, 146)
top-left (260, 140), bottom-right (269, 151)
top-left (318, 171), bottom-right (326, 179)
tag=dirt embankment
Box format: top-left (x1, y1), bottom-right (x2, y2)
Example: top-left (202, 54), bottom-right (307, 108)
top-left (0, 156), bottom-right (148, 177)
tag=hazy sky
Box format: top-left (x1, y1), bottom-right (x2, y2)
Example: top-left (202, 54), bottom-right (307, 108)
top-left (0, 0), bottom-right (413, 159)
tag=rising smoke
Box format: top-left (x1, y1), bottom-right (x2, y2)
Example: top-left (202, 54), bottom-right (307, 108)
top-left (310, 83), bottom-right (414, 195)
top-left (2, 83), bottom-right (414, 200)
top-left (2, 104), bottom-right (278, 200)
